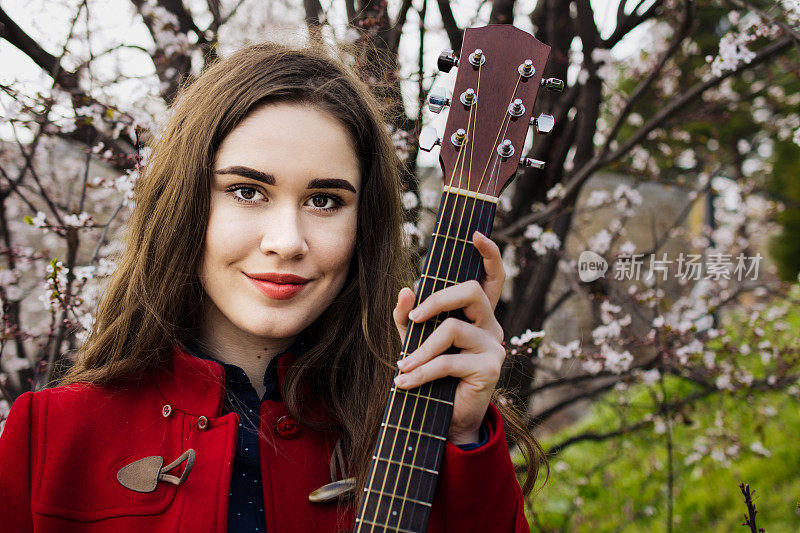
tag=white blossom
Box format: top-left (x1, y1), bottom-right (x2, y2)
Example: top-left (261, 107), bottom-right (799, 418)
top-left (3, 357), bottom-right (31, 372)
top-left (30, 211), bottom-right (48, 229)
top-left (586, 190), bottom-right (611, 208)
top-left (641, 369), bottom-right (661, 384)
top-left (402, 222), bottom-right (423, 246)
top-left (421, 189), bottom-right (440, 209)
top-left (549, 340), bottom-right (580, 360)
top-left (709, 31), bottom-right (757, 77)
top-left (510, 329), bottom-right (545, 346)
top-left (613, 184), bottom-right (642, 206)
top-left (501, 245), bottom-right (520, 280)
top-left (62, 212), bottom-right (93, 228)
top-left (619, 241), bottom-right (636, 255)
top-left (582, 358), bottom-right (604, 374)
top-left (73, 266), bottom-right (97, 281)
top-left (524, 224), bottom-right (543, 240)
top-left (600, 344), bottom-right (633, 373)
top-left (749, 441), bottom-right (771, 457)
top-left (531, 231), bottom-right (561, 256)
top-left (546, 183), bottom-right (566, 201)
top-left (588, 229), bottom-right (612, 254)
top-left (401, 191), bottom-right (419, 210)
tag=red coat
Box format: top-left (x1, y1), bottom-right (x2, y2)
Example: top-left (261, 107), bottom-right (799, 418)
top-left (0, 346), bottom-right (529, 532)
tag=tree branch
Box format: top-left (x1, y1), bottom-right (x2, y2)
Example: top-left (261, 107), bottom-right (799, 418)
top-left (603, 0), bottom-right (664, 48)
top-left (436, 0), bottom-right (462, 52)
top-left (0, 6), bottom-right (78, 87)
top-left (489, 0), bottom-right (515, 24)
top-left (303, 0), bottom-right (324, 40)
top-left (545, 387), bottom-right (715, 456)
top-left (499, 34), bottom-right (796, 239)
top-left (601, 0), bottom-right (693, 154)
top-left (530, 378), bottom-right (620, 426)
top-left (388, 0), bottom-right (414, 57)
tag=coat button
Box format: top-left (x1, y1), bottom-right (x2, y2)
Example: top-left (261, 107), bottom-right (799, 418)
top-left (162, 405), bottom-right (172, 417)
top-left (274, 415), bottom-right (300, 439)
top-left (197, 416), bottom-right (208, 430)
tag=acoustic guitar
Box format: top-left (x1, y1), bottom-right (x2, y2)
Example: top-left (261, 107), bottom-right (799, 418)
top-left (353, 24), bottom-right (561, 533)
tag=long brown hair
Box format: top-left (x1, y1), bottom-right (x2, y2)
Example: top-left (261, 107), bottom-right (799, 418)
top-left (60, 41), bottom-right (545, 505)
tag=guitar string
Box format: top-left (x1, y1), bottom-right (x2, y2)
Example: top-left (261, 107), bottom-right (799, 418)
top-left (399, 73), bottom-right (524, 530)
top-left (390, 63), bottom-right (486, 526)
top-left (359, 84), bottom-right (478, 532)
top-left (370, 86), bottom-right (479, 528)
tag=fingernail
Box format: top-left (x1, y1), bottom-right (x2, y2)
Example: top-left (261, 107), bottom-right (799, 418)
top-left (408, 308), bottom-right (421, 321)
top-left (397, 358), bottom-right (408, 370)
top-left (394, 374), bottom-right (407, 387)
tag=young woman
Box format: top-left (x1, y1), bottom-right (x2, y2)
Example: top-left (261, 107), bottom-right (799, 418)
top-left (0, 41), bottom-right (544, 532)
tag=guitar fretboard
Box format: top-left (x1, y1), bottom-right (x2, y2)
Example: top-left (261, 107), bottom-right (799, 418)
top-left (354, 189), bottom-right (497, 532)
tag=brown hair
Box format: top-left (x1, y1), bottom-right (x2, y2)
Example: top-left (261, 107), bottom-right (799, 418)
top-left (60, 41), bottom-right (544, 506)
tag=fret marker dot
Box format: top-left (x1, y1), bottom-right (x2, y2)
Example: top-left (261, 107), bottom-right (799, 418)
top-left (408, 446), bottom-right (413, 451)
top-left (392, 511), bottom-right (398, 516)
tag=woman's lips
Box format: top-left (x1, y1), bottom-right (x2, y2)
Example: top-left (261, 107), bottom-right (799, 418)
top-left (245, 274), bottom-right (310, 300)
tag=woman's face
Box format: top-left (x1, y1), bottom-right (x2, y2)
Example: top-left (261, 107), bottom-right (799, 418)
top-left (199, 103), bottom-right (360, 346)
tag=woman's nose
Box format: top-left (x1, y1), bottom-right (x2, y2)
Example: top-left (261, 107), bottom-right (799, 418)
top-left (259, 207), bottom-right (308, 259)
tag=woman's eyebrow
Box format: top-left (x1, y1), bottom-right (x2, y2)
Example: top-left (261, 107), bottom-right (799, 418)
top-left (215, 166), bottom-right (274, 184)
top-left (307, 178), bottom-right (357, 193)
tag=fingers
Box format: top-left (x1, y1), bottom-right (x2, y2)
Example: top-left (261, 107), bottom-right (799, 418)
top-left (394, 348), bottom-right (505, 390)
top-left (408, 279), bottom-right (503, 340)
top-left (398, 317), bottom-right (502, 372)
top-left (393, 287), bottom-right (416, 340)
top-left (472, 231), bottom-right (505, 309)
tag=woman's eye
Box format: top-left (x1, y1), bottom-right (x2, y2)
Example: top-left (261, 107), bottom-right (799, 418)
top-left (229, 186), bottom-right (263, 203)
top-left (308, 194), bottom-right (342, 210)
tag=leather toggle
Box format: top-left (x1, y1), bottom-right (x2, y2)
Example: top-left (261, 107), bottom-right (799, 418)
top-left (308, 478), bottom-right (357, 503)
top-left (117, 449), bottom-right (196, 493)
top-left (309, 438), bottom-right (356, 503)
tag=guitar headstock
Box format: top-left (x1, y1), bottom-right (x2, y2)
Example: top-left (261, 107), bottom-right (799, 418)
top-left (420, 25), bottom-right (561, 198)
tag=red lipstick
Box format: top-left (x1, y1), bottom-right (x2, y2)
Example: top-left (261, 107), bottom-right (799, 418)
top-left (245, 273), bottom-right (311, 300)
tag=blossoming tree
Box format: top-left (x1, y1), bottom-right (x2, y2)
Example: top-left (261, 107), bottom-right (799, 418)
top-left (1, 0), bottom-right (799, 528)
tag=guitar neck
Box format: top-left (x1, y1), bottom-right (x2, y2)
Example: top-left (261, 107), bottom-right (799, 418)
top-left (353, 22), bottom-right (557, 533)
top-left (353, 189), bottom-right (498, 533)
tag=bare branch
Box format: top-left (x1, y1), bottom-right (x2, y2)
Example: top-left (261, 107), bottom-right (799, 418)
top-left (601, 0), bottom-right (693, 153)
top-left (530, 379), bottom-right (620, 426)
top-left (489, 0), bottom-right (515, 24)
top-left (303, 0), bottom-right (324, 40)
top-left (388, 0), bottom-right (414, 56)
top-left (545, 418), bottom-right (653, 457)
top-left (603, 0), bottom-right (664, 48)
top-left (0, 6), bottom-right (79, 88)
top-left (545, 387), bottom-right (715, 456)
top-left (436, 0), bottom-right (463, 52)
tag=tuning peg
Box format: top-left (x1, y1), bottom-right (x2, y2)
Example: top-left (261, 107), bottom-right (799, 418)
top-left (418, 127), bottom-right (441, 152)
top-left (530, 113), bottom-right (555, 134)
top-left (437, 49), bottom-right (459, 73)
top-left (540, 78), bottom-right (565, 93)
top-left (427, 86), bottom-right (451, 114)
top-left (519, 157), bottom-right (546, 170)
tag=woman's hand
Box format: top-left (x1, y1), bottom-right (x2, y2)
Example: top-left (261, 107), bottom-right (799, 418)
top-left (392, 231), bottom-right (506, 446)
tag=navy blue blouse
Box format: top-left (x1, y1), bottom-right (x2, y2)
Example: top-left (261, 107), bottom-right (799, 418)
top-left (182, 341), bottom-right (487, 532)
